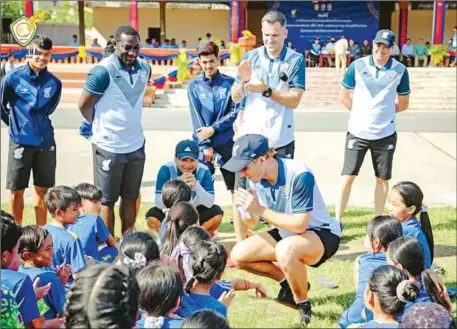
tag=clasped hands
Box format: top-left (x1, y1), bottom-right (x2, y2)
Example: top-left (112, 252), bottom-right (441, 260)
top-left (233, 187), bottom-right (264, 218)
top-left (238, 60), bottom-right (268, 94)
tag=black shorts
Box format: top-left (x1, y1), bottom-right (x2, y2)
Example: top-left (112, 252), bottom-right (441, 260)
top-left (200, 142), bottom-right (235, 191)
top-left (267, 228), bottom-right (341, 268)
top-left (145, 204), bottom-right (224, 226)
top-left (93, 143), bottom-right (146, 205)
top-left (234, 140), bottom-right (295, 189)
top-left (6, 140), bottom-right (56, 191)
top-left (341, 132), bottom-right (397, 180)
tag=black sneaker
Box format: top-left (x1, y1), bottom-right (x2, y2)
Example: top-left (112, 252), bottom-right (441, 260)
top-left (275, 285), bottom-right (297, 309)
top-left (298, 301), bottom-right (312, 325)
top-left (275, 282), bottom-right (311, 309)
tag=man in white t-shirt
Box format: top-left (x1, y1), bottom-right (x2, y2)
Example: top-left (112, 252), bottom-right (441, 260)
top-left (78, 25), bottom-right (151, 235)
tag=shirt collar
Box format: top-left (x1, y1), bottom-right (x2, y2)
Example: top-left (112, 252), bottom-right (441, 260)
top-left (368, 55), bottom-right (393, 70)
top-left (263, 45), bottom-right (288, 61)
top-left (113, 53), bottom-right (141, 73)
top-left (25, 62), bottom-right (47, 77)
top-left (201, 70), bottom-right (221, 84)
top-left (260, 157), bottom-right (286, 189)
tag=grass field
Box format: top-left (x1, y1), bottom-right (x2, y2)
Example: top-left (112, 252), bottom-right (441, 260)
top-left (11, 203), bottom-right (457, 328)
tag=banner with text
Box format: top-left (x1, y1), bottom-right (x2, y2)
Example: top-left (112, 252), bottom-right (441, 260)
top-left (269, 1), bottom-right (380, 53)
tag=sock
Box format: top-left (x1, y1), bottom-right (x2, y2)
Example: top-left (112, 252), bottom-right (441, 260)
top-left (297, 300), bottom-right (311, 310)
top-left (296, 299), bottom-right (309, 305)
top-left (279, 278), bottom-right (289, 289)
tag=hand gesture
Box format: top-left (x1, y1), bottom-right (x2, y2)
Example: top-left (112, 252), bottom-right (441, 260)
top-left (218, 289), bottom-right (236, 307)
top-left (254, 284), bottom-right (268, 298)
top-left (55, 264), bottom-right (71, 286)
top-left (234, 188), bottom-right (264, 217)
top-left (245, 78), bottom-right (268, 94)
top-left (33, 278), bottom-right (51, 301)
top-left (202, 147), bottom-right (214, 163)
top-left (237, 60), bottom-right (252, 82)
top-left (181, 172), bottom-right (197, 189)
top-left (197, 127), bottom-right (215, 141)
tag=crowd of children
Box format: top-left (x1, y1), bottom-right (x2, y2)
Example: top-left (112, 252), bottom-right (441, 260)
top-left (0, 179), bottom-right (455, 328)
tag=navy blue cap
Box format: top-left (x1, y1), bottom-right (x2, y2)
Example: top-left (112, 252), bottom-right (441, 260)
top-left (374, 29), bottom-right (396, 48)
top-left (223, 134), bottom-right (269, 172)
top-left (175, 139), bottom-right (199, 160)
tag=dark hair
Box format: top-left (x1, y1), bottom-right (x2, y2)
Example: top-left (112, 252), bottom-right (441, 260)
top-left (181, 310), bottom-right (230, 329)
top-left (387, 236), bottom-right (447, 310)
top-left (114, 24), bottom-right (140, 42)
top-left (120, 232), bottom-right (160, 273)
top-left (368, 265), bottom-right (419, 316)
top-left (366, 216), bottom-right (403, 251)
top-left (33, 35), bottom-right (53, 50)
top-left (198, 41), bottom-right (219, 58)
top-left (74, 183), bottom-right (102, 202)
top-left (104, 42), bottom-right (115, 58)
top-left (137, 264), bottom-right (183, 317)
top-left (72, 34), bottom-right (77, 38)
top-left (0, 211), bottom-right (23, 254)
top-left (399, 302), bottom-right (455, 329)
top-left (162, 180), bottom-right (192, 209)
top-left (64, 264), bottom-right (139, 329)
top-left (45, 186), bottom-right (82, 217)
top-left (160, 202), bottom-right (199, 257)
top-left (19, 226), bottom-right (50, 258)
top-left (392, 181), bottom-right (434, 262)
top-left (206, 33), bottom-right (211, 38)
top-left (182, 226), bottom-right (211, 253)
top-left (185, 241), bottom-right (227, 293)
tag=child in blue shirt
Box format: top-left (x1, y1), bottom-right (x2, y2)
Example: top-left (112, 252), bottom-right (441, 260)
top-left (171, 226), bottom-right (267, 299)
top-left (43, 186), bottom-right (87, 290)
top-left (1, 284), bottom-right (24, 329)
top-left (18, 226), bottom-right (66, 320)
top-left (358, 265), bottom-right (420, 328)
top-left (387, 181), bottom-right (434, 269)
top-left (136, 264), bottom-right (185, 328)
top-left (386, 236), bottom-right (452, 318)
top-left (67, 183), bottom-right (118, 263)
top-left (186, 241), bottom-right (235, 318)
top-left (339, 216), bottom-right (403, 328)
top-left (0, 210), bottom-right (63, 329)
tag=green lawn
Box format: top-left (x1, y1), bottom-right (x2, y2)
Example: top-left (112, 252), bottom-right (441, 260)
top-left (9, 204), bottom-right (457, 328)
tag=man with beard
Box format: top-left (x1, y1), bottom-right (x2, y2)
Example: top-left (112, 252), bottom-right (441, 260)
top-left (79, 25), bottom-right (151, 235)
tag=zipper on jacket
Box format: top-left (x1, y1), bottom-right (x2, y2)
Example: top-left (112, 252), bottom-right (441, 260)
top-left (35, 71), bottom-right (43, 145)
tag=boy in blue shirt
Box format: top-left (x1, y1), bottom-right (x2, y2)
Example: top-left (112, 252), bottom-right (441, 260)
top-left (1, 210), bottom-right (63, 329)
top-left (43, 186), bottom-right (87, 290)
top-left (18, 226), bottom-right (67, 320)
top-left (68, 183), bottom-right (118, 263)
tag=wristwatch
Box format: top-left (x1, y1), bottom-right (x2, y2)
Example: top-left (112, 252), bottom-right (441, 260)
top-left (262, 87), bottom-right (272, 98)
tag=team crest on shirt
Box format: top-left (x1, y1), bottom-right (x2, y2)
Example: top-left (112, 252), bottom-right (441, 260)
top-left (218, 88), bottom-right (227, 99)
top-left (140, 70), bottom-right (148, 83)
top-left (388, 71), bottom-right (398, 80)
top-left (199, 93), bottom-right (208, 99)
top-left (43, 87), bottom-right (52, 98)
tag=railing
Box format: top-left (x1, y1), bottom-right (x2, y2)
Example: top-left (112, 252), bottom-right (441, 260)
top-left (0, 44), bottom-right (232, 66)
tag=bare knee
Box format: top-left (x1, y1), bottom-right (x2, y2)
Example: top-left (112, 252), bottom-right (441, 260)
top-left (375, 177), bottom-right (389, 186)
top-left (230, 243), bottom-right (251, 267)
top-left (10, 190), bottom-right (25, 198)
top-left (34, 186), bottom-right (48, 198)
top-left (342, 175), bottom-right (356, 187)
top-left (275, 240), bottom-right (298, 269)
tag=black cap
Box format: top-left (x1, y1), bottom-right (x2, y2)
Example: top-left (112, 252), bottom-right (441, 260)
top-left (223, 134), bottom-right (269, 172)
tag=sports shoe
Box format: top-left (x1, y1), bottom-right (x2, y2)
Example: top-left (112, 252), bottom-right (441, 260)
top-left (298, 301), bottom-right (312, 325)
top-left (275, 282), bottom-right (311, 310)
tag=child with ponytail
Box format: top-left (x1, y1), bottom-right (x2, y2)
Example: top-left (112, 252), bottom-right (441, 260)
top-left (339, 216), bottom-right (403, 328)
top-left (387, 236), bottom-right (452, 317)
top-left (387, 181), bottom-right (434, 268)
top-left (359, 265), bottom-right (420, 328)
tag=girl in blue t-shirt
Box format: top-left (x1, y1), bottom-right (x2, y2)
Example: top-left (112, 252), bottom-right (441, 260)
top-left (386, 236), bottom-right (452, 318)
top-left (387, 181), bottom-right (434, 269)
top-left (359, 265), bottom-right (420, 328)
top-left (172, 226), bottom-right (267, 299)
top-left (339, 215), bottom-right (403, 328)
top-left (186, 241), bottom-right (235, 318)
top-left (18, 226), bottom-right (67, 320)
top-left (136, 264), bottom-right (184, 329)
